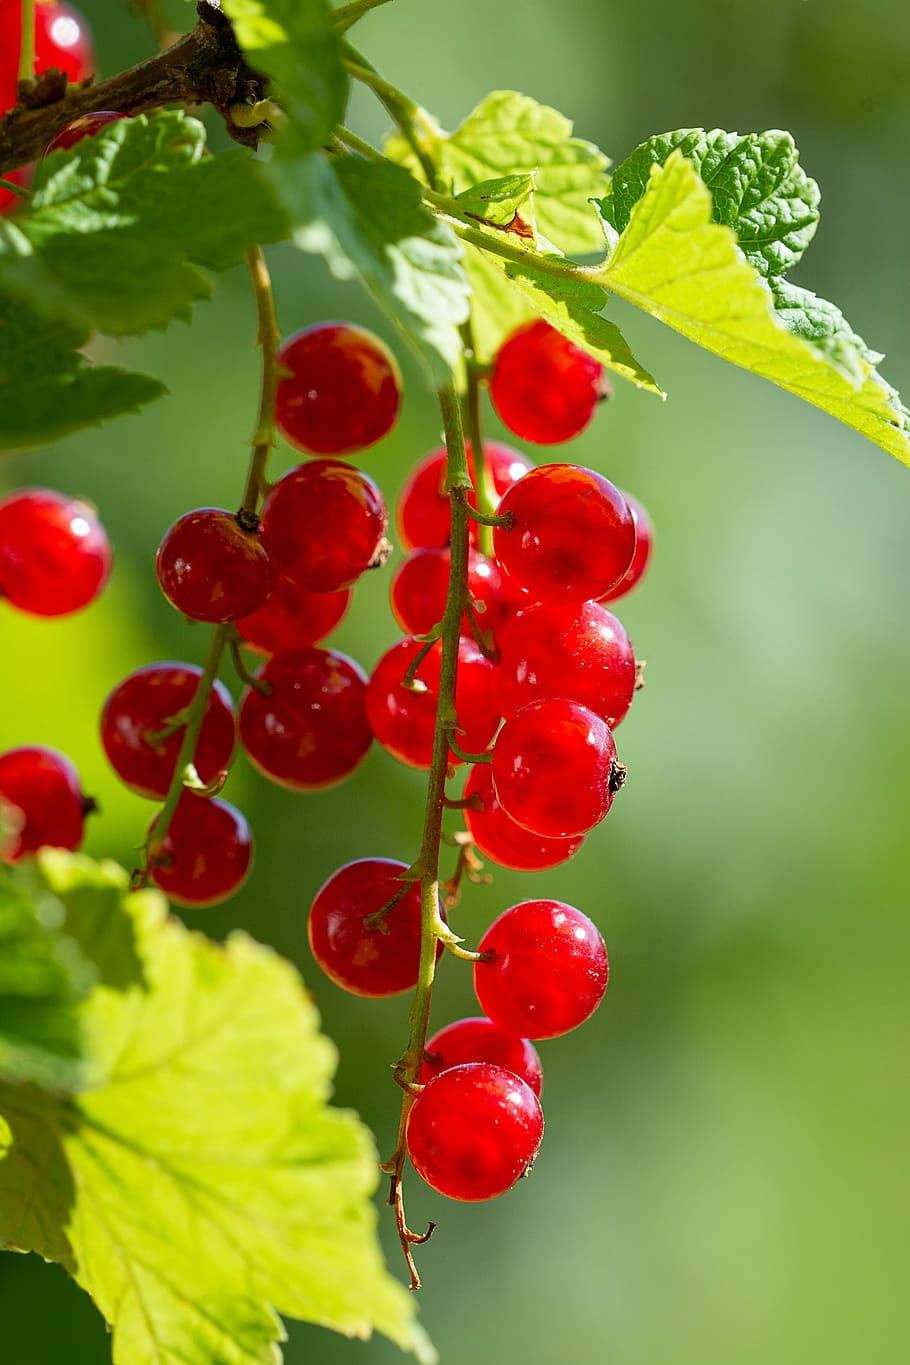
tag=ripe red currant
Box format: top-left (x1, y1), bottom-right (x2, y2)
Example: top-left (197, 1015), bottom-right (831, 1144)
top-left (308, 858), bottom-right (435, 997)
top-left (260, 461), bottom-right (387, 592)
top-left (239, 648), bottom-right (372, 790)
top-left (100, 663), bottom-right (237, 800)
top-left (396, 442), bottom-right (533, 550)
top-left (390, 547), bottom-right (506, 639)
top-left (421, 1016), bottom-right (543, 1096)
top-left (235, 575), bottom-right (351, 655)
top-left (149, 792), bottom-right (252, 907)
top-left (493, 464), bottom-right (636, 603)
top-left (275, 323), bottom-right (401, 455)
top-left (366, 637), bottom-right (499, 770)
top-left (492, 698), bottom-right (620, 838)
top-left (406, 1062), bottom-right (544, 1201)
top-left (494, 600), bottom-right (636, 729)
top-left (0, 746), bottom-right (88, 861)
top-left (34, 2), bottom-right (94, 84)
top-left (462, 763), bottom-right (583, 872)
top-left (489, 320), bottom-right (606, 444)
top-left (474, 900), bottom-right (608, 1039)
top-left (601, 491), bottom-right (654, 600)
top-left (0, 487), bottom-right (111, 617)
top-left (155, 508), bottom-right (275, 623)
top-left (45, 110), bottom-right (125, 155)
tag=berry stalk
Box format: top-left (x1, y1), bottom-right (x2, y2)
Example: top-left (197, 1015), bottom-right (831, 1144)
top-left (18, 0), bottom-right (34, 86)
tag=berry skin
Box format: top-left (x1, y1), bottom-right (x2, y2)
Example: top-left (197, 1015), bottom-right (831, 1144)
top-left (0, 166), bottom-right (31, 216)
top-left (390, 547), bottom-right (507, 640)
top-left (239, 648), bottom-right (372, 790)
top-left (463, 763), bottom-right (583, 872)
top-left (366, 636), bottom-right (499, 770)
top-left (275, 323), bottom-right (401, 456)
top-left (149, 792), bottom-right (252, 908)
top-left (0, 487), bottom-right (111, 617)
top-left (492, 698), bottom-right (619, 838)
top-left (397, 442), bottom-right (533, 550)
top-left (34, 2), bottom-right (95, 84)
top-left (601, 491), bottom-right (654, 601)
top-left (0, 746), bottom-right (88, 861)
top-left (421, 1016), bottom-right (543, 1096)
top-left (261, 461), bottom-right (387, 592)
top-left (493, 464), bottom-right (636, 604)
top-left (474, 900), bottom-right (609, 1039)
top-left (235, 575), bottom-right (351, 655)
top-left (155, 508), bottom-right (275, 623)
top-left (45, 110), bottom-right (126, 155)
top-left (100, 663), bottom-right (237, 800)
top-left (494, 600), bottom-right (636, 730)
top-left (406, 1062), bottom-right (544, 1202)
top-left (308, 858), bottom-right (436, 997)
top-left (489, 320), bottom-right (606, 445)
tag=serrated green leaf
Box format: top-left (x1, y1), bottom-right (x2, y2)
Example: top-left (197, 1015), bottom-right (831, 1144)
top-left (594, 150), bottom-right (910, 463)
top-left (286, 153), bottom-right (469, 379)
top-left (0, 112), bottom-right (288, 336)
top-left (454, 173), bottom-right (537, 232)
top-left (0, 852), bottom-right (434, 1365)
top-left (600, 128), bottom-right (820, 280)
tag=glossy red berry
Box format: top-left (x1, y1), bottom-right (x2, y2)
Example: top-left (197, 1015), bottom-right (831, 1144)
top-left (45, 110), bottom-right (125, 155)
top-left (261, 460), bottom-right (387, 592)
top-left (100, 663), bottom-right (237, 800)
top-left (149, 792), bottom-right (252, 908)
top-left (235, 575), bottom-right (350, 655)
top-left (406, 1062), bottom-right (544, 1201)
top-left (239, 648), bottom-right (371, 790)
top-left (155, 508), bottom-right (275, 623)
top-left (34, 2), bottom-right (94, 84)
top-left (366, 636), bottom-right (499, 770)
top-left (462, 763), bottom-right (583, 872)
top-left (492, 698), bottom-right (620, 838)
top-left (489, 320), bottom-right (606, 445)
top-left (396, 442), bottom-right (533, 550)
top-left (308, 858), bottom-right (433, 997)
top-left (389, 547), bottom-right (507, 639)
top-left (601, 491), bottom-right (654, 600)
top-left (493, 464), bottom-right (636, 603)
top-left (275, 323), bottom-right (401, 456)
top-left (0, 487), bottom-right (111, 617)
top-left (421, 1016), bottom-right (543, 1096)
top-left (495, 600), bottom-right (636, 729)
top-left (0, 746), bottom-right (88, 861)
top-left (474, 900), bottom-right (608, 1039)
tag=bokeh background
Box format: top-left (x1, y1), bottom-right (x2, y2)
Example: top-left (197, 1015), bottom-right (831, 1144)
top-left (2, 1), bottom-right (909, 1361)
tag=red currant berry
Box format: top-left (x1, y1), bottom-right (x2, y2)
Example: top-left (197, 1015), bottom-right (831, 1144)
top-left (390, 547), bottom-right (506, 639)
top-left (308, 858), bottom-right (436, 997)
top-left (600, 491), bottom-right (654, 601)
top-left (45, 110), bottom-right (125, 155)
top-left (421, 1016), bottom-right (543, 1096)
top-left (275, 323), bottom-right (401, 456)
top-left (100, 663), bottom-right (237, 800)
top-left (396, 442), bottom-right (533, 550)
top-left (261, 461), bottom-right (387, 592)
top-left (492, 698), bottom-right (620, 838)
top-left (493, 464), bottom-right (635, 603)
top-left (0, 487), bottom-right (111, 617)
top-left (0, 746), bottom-right (88, 861)
top-left (474, 900), bottom-right (608, 1039)
top-left (495, 600), bottom-right (636, 729)
top-left (34, 2), bottom-right (94, 84)
top-left (0, 166), bottom-right (31, 216)
top-left (463, 763), bottom-right (583, 872)
top-left (149, 792), bottom-right (252, 908)
top-left (235, 575), bottom-right (350, 656)
top-left (239, 648), bottom-right (371, 790)
top-left (406, 1062), bottom-right (544, 1201)
top-left (366, 636), bottom-right (499, 770)
top-left (489, 320), bottom-right (606, 445)
top-left (155, 508), bottom-right (275, 623)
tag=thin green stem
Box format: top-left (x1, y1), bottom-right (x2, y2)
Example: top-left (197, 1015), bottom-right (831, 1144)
top-left (0, 176), bottom-right (29, 198)
top-left (18, 1), bottom-right (34, 85)
top-left (334, 124), bottom-right (384, 161)
top-left (241, 245), bottom-right (280, 513)
top-left (343, 50), bottom-right (439, 187)
top-left (333, 0), bottom-right (396, 33)
top-left (440, 210), bottom-right (599, 282)
top-left (459, 318), bottom-right (496, 556)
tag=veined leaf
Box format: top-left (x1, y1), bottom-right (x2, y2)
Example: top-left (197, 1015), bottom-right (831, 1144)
top-left (454, 173), bottom-right (537, 235)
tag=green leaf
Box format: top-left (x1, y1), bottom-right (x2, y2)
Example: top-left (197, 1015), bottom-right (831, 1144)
top-left (0, 852), bottom-right (434, 1365)
top-left (0, 112), bottom-right (288, 336)
top-left (287, 154), bottom-right (470, 379)
top-left (594, 150), bottom-right (910, 463)
top-left (454, 172), bottom-right (537, 232)
top-left (600, 128), bottom-right (820, 279)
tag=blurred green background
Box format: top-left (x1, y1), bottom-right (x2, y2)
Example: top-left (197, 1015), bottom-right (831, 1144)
top-left (2, 1), bottom-right (909, 1362)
